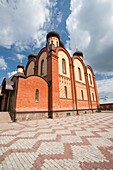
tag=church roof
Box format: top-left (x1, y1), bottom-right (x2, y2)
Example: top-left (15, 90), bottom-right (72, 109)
top-left (17, 64), bottom-right (24, 69)
top-left (28, 53), bottom-right (37, 60)
top-left (1, 77), bottom-right (14, 93)
top-left (12, 73), bottom-right (25, 79)
top-left (73, 51), bottom-right (83, 57)
top-left (46, 31), bottom-right (60, 40)
top-left (1, 72), bottom-right (25, 93)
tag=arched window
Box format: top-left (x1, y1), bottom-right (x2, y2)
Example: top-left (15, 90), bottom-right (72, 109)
top-left (62, 58), bottom-right (66, 74)
top-left (35, 89), bottom-right (39, 102)
top-left (89, 74), bottom-right (92, 85)
top-left (81, 90), bottom-right (84, 100)
top-left (78, 67), bottom-right (82, 80)
top-left (64, 86), bottom-right (67, 98)
top-left (41, 60), bottom-right (44, 75)
top-left (92, 93), bottom-right (94, 101)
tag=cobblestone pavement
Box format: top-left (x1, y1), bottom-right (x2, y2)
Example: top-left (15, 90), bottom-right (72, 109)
top-left (0, 112), bottom-right (113, 170)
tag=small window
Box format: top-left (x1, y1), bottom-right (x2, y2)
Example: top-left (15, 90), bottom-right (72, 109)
top-left (35, 89), bottom-right (39, 102)
top-left (56, 41), bottom-right (58, 47)
top-left (64, 86), bottom-right (67, 98)
top-left (81, 90), bottom-right (84, 100)
top-left (41, 60), bottom-right (44, 76)
top-left (89, 74), bottom-right (92, 85)
top-left (62, 59), bottom-right (66, 74)
top-left (92, 93), bottom-right (94, 101)
top-left (78, 67), bottom-right (82, 80)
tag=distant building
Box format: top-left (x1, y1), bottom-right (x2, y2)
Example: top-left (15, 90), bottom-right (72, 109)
top-left (0, 31), bottom-right (99, 121)
top-left (100, 98), bottom-right (113, 110)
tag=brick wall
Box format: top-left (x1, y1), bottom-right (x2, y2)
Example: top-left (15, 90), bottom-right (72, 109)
top-left (59, 76), bottom-right (72, 99)
top-left (76, 82), bottom-right (88, 100)
top-left (16, 76), bottom-right (48, 112)
top-left (77, 100), bottom-right (89, 109)
top-left (59, 99), bottom-right (73, 110)
top-left (91, 102), bottom-right (97, 108)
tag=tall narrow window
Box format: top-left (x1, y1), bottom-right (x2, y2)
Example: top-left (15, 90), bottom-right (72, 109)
top-left (89, 74), bottom-right (92, 85)
top-left (35, 89), bottom-right (39, 102)
top-left (56, 41), bottom-right (58, 47)
top-left (81, 90), bottom-right (84, 100)
top-left (92, 93), bottom-right (94, 101)
top-left (64, 86), bottom-right (67, 98)
top-left (78, 67), bottom-right (82, 80)
top-left (62, 59), bottom-right (66, 74)
top-left (41, 60), bottom-right (44, 75)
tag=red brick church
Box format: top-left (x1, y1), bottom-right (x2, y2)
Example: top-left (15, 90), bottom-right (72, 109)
top-left (0, 31), bottom-right (100, 121)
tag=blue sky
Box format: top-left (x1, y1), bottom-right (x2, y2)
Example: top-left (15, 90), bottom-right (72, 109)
top-left (0, 0), bottom-right (113, 102)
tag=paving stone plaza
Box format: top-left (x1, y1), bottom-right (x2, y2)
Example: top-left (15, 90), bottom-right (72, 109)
top-left (0, 112), bottom-right (113, 170)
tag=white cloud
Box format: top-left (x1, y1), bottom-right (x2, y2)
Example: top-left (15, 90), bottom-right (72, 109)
top-left (0, 56), bottom-right (7, 70)
top-left (7, 70), bottom-right (17, 78)
top-left (66, 0), bottom-right (113, 75)
top-left (0, 0), bottom-right (51, 49)
top-left (95, 71), bottom-right (113, 77)
top-left (97, 77), bottom-right (113, 98)
top-left (16, 54), bottom-right (26, 63)
top-left (7, 53), bottom-right (26, 63)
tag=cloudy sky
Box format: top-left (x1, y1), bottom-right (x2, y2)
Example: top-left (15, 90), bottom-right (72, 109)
top-left (0, 0), bottom-right (113, 102)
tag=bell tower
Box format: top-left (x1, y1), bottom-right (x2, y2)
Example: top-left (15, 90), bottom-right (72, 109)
top-left (46, 31), bottom-right (61, 118)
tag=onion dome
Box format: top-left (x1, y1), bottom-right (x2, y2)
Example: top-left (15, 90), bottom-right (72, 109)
top-left (17, 63), bottom-right (24, 70)
top-left (28, 53), bottom-right (37, 60)
top-left (73, 50), bottom-right (83, 58)
top-left (59, 40), bottom-right (64, 48)
top-left (46, 31), bottom-right (60, 40)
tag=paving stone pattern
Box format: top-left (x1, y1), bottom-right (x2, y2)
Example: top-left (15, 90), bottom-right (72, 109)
top-left (0, 112), bottom-right (113, 170)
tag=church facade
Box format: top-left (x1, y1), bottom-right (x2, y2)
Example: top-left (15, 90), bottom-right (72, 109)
top-left (0, 31), bottom-right (100, 121)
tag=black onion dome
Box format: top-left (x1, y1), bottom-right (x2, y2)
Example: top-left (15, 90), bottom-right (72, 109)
top-left (28, 53), bottom-right (37, 60)
top-left (46, 31), bottom-right (60, 40)
top-left (73, 51), bottom-right (83, 58)
top-left (59, 40), bottom-right (64, 48)
top-left (17, 64), bottom-right (24, 69)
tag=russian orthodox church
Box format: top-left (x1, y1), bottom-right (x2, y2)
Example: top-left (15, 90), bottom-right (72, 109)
top-left (0, 30), bottom-right (100, 121)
